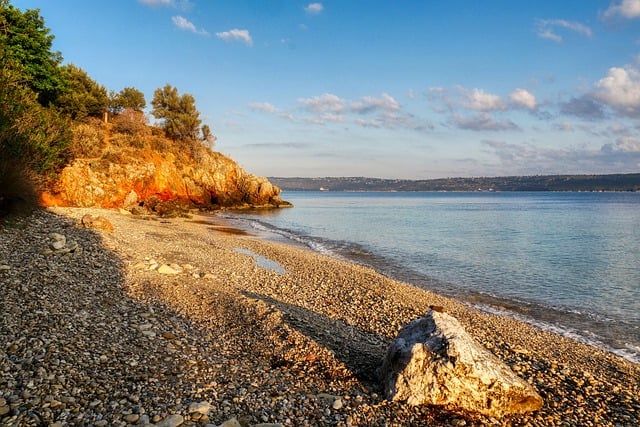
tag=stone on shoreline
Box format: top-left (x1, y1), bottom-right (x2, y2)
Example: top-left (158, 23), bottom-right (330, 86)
top-left (381, 309), bottom-right (543, 417)
top-left (79, 214), bottom-right (114, 232)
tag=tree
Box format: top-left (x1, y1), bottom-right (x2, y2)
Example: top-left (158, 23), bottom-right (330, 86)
top-left (151, 84), bottom-right (201, 141)
top-left (0, 59), bottom-right (71, 176)
top-left (0, 1), bottom-right (66, 106)
top-left (109, 86), bottom-right (146, 114)
top-left (55, 64), bottom-right (108, 120)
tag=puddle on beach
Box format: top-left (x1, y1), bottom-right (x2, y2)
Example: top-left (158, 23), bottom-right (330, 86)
top-left (234, 248), bottom-right (287, 275)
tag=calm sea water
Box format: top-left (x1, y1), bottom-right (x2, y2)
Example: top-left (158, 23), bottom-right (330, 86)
top-left (225, 191), bottom-right (640, 364)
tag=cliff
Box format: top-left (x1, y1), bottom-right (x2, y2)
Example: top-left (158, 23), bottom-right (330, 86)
top-left (42, 146), bottom-right (291, 211)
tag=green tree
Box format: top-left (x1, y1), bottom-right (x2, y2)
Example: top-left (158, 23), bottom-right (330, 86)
top-left (110, 86), bottom-right (146, 114)
top-left (0, 59), bottom-right (71, 177)
top-left (55, 64), bottom-right (108, 120)
top-left (0, 0), bottom-right (66, 106)
top-left (151, 84), bottom-right (201, 141)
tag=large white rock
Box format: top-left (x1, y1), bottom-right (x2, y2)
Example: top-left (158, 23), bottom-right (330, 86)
top-left (382, 309), bottom-right (543, 417)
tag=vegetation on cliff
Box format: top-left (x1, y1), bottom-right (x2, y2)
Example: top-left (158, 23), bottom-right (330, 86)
top-left (0, 1), bottom-right (286, 217)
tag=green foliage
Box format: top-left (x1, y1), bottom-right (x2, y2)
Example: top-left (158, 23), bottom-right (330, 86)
top-left (109, 87), bottom-right (146, 113)
top-left (0, 60), bottom-right (71, 180)
top-left (55, 64), bottom-right (108, 120)
top-left (151, 84), bottom-right (202, 141)
top-left (0, 1), bottom-right (66, 105)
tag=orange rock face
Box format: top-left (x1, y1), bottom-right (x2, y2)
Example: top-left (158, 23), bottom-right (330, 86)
top-left (42, 150), bottom-right (289, 210)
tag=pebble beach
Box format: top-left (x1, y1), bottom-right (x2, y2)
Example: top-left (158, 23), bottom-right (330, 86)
top-left (1, 207), bottom-right (639, 427)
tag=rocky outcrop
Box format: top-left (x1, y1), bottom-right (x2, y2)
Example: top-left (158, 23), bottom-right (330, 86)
top-left (382, 310), bottom-right (543, 418)
top-left (42, 150), bottom-right (291, 210)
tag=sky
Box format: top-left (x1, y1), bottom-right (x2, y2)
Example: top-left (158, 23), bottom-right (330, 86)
top-left (12, 0), bottom-right (640, 179)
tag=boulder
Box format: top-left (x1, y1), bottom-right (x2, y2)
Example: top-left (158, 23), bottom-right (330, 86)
top-left (381, 310), bottom-right (543, 417)
top-left (80, 214), bottom-right (114, 232)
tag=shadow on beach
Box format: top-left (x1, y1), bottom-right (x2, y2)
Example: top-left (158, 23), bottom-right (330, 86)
top-left (241, 290), bottom-right (390, 385)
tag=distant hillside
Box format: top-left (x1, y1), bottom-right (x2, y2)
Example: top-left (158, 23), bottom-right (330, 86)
top-left (269, 174), bottom-right (640, 192)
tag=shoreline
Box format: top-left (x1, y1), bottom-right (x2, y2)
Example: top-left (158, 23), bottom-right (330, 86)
top-left (221, 211), bottom-right (640, 366)
top-left (1, 207), bottom-right (639, 426)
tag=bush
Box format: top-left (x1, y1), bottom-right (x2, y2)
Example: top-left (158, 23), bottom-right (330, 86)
top-left (71, 119), bottom-right (105, 158)
top-left (111, 108), bottom-right (149, 136)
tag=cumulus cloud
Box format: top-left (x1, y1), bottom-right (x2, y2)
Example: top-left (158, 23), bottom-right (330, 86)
top-left (351, 93), bottom-right (400, 114)
top-left (216, 29), bottom-right (253, 46)
top-left (509, 88), bottom-right (537, 110)
top-left (461, 88), bottom-right (507, 111)
top-left (602, 0), bottom-right (640, 20)
top-left (299, 93), bottom-right (346, 113)
top-left (535, 19), bottom-right (593, 42)
top-left (593, 66), bottom-right (640, 116)
top-left (305, 3), bottom-right (324, 14)
top-left (172, 16), bottom-right (208, 35)
top-left (451, 113), bottom-right (519, 131)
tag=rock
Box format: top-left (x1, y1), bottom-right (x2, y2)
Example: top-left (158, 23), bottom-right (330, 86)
top-left (0, 405), bottom-right (9, 415)
top-left (332, 398), bottom-right (344, 410)
top-left (49, 233), bottom-right (66, 250)
top-left (188, 401), bottom-right (211, 414)
top-left (157, 264), bottom-right (181, 275)
top-left (123, 189), bottom-right (139, 209)
top-left (80, 214), bottom-right (114, 232)
top-left (0, 264), bottom-right (10, 271)
top-left (218, 418), bottom-right (241, 427)
top-left (124, 413), bottom-right (140, 423)
top-left (156, 414), bottom-right (184, 427)
top-left (381, 310), bottom-right (543, 417)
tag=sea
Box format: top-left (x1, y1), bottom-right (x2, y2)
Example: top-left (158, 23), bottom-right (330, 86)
top-left (222, 191), bottom-right (640, 364)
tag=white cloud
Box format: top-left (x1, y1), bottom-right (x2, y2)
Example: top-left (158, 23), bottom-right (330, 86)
top-left (594, 66), bottom-right (640, 116)
top-left (249, 102), bottom-right (279, 113)
top-left (451, 113), bottom-right (519, 131)
top-left (249, 102), bottom-right (294, 121)
top-left (172, 16), bottom-right (208, 35)
top-left (509, 88), bottom-right (537, 110)
top-left (535, 19), bottom-right (593, 42)
top-left (299, 93), bottom-right (346, 113)
top-left (351, 93), bottom-right (400, 113)
top-left (603, 0), bottom-right (640, 20)
top-left (461, 88), bottom-right (507, 112)
top-left (305, 3), bottom-right (324, 14)
top-left (216, 29), bottom-right (253, 46)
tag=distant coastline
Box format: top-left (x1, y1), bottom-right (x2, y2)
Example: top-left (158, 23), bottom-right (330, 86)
top-left (269, 173), bottom-right (640, 192)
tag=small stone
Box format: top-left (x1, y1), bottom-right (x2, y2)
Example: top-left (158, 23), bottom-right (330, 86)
top-left (188, 401), bottom-right (211, 414)
top-left (332, 398), bottom-right (343, 410)
top-left (0, 265), bottom-right (10, 271)
top-left (138, 323), bottom-right (153, 331)
top-left (95, 421), bottom-right (108, 427)
top-left (0, 405), bottom-right (9, 416)
top-left (218, 418), bottom-right (241, 427)
top-left (156, 414), bottom-right (184, 427)
top-left (162, 332), bottom-right (177, 340)
top-left (124, 413), bottom-right (140, 423)
top-left (50, 422), bottom-right (63, 427)
top-left (157, 264), bottom-right (181, 275)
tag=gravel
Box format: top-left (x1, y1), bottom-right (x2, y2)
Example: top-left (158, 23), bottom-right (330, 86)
top-left (1, 207), bottom-right (638, 426)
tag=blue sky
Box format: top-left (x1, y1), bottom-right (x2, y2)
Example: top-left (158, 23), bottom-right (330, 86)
top-left (13, 0), bottom-right (640, 178)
